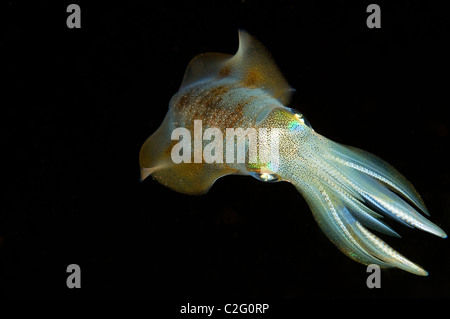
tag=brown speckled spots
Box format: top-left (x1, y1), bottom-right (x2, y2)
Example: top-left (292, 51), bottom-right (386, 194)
top-left (218, 64), bottom-right (232, 78)
top-left (171, 84), bottom-right (258, 133)
top-left (241, 68), bottom-right (263, 88)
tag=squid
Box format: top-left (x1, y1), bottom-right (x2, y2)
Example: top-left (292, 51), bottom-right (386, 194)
top-left (140, 30), bottom-right (446, 276)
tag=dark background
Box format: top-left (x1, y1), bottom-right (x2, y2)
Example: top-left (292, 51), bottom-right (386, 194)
top-left (2, 0), bottom-right (450, 301)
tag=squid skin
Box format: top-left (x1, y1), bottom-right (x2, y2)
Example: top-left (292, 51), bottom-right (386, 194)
top-left (140, 30), bottom-right (446, 276)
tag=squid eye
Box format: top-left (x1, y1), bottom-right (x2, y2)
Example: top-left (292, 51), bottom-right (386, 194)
top-left (289, 108), bottom-right (313, 129)
top-left (247, 164), bottom-right (282, 183)
top-left (249, 171), bottom-right (281, 183)
top-left (294, 113), bottom-right (305, 124)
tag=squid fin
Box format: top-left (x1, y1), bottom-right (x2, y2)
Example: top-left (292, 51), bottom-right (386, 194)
top-left (139, 113), bottom-right (236, 195)
top-left (229, 30), bottom-right (294, 104)
top-left (181, 30), bottom-right (294, 104)
top-left (180, 52), bottom-right (233, 89)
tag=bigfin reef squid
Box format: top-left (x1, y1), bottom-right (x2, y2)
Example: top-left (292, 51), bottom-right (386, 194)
top-left (140, 30), bottom-right (446, 276)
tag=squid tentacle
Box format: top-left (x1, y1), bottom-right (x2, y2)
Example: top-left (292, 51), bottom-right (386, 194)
top-left (323, 142), bottom-right (446, 238)
top-left (296, 170), bottom-right (428, 276)
top-left (311, 157), bottom-right (401, 238)
top-left (284, 134), bottom-right (445, 275)
top-left (327, 143), bottom-right (431, 216)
